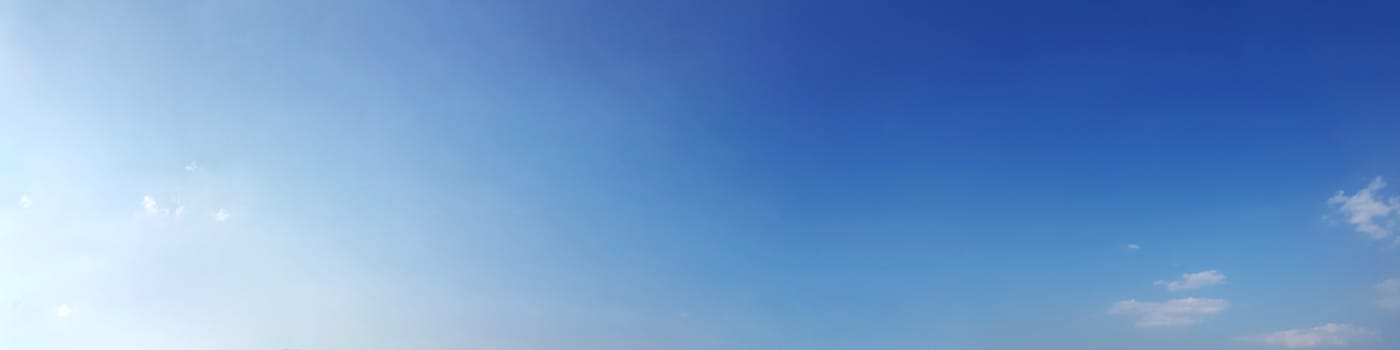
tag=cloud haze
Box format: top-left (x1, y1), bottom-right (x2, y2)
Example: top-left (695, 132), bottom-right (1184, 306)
top-left (1242, 324), bottom-right (1378, 348)
top-left (1108, 298), bottom-right (1228, 327)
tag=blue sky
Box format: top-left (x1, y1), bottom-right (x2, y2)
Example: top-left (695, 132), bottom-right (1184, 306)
top-left (2, 0), bottom-right (1400, 349)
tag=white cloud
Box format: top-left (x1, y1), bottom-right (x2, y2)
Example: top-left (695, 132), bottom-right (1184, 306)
top-left (142, 195), bottom-right (166, 215)
top-left (214, 208), bottom-right (230, 222)
top-left (142, 195), bottom-right (159, 214)
top-left (184, 161), bottom-right (199, 173)
top-left (1377, 278), bottom-right (1400, 312)
top-left (1108, 298), bottom-right (1228, 327)
top-left (1241, 324), bottom-right (1378, 348)
top-left (1154, 270), bottom-right (1226, 291)
top-left (55, 304), bottom-right (73, 318)
top-left (1328, 177), bottom-right (1400, 241)
top-left (1127, 244), bottom-right (1141, 251)
top-left (142, 195), bottom-right (179, 216)
top-left (18, 194), bottom-right (32, 209)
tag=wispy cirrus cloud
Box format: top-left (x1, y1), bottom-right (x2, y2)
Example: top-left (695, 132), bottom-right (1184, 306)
top-left (1155, 270), bottom-right (1226, 291)
top-left (1108, 298), bottom-right (1227, 327)
top-left (1241, 324), bottom-right (1378, 348)
top-left (1328, 177), bottom-right (1400, 242)
top-left (18, 194), bottom-right (32, 209)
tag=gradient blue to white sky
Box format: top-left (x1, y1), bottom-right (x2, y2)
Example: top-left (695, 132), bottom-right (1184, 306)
top-left (3, 1), bottom-right (1400, 349)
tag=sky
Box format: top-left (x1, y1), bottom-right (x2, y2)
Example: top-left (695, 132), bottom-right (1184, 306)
top-left (2, 0), bottom-right (1400, 349)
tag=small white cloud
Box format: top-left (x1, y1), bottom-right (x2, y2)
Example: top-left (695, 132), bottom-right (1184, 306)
top-left (141, 195), bottom-right (170, 215)
top-left (1127, 244), bottom-right (1141, 251)
top-left (1241, 324), bottom-right (1378, 348)
top-left (1328, 177), bottom-right (1400, 241)
top-left (1376, 278), bottom-right (1400, 312)
top-left (184, 161), bottom-right (199, 173)
top-left (142, 196), bottom-right (177, 216)
top-left (213, 208), bottom-right (230, 222)
top-left (18, 194), bottom-right (32, 209)
top-left (55, 304), bottom-right (73, 318)
top-left (1108, 298), bottom-right (1228, 327)
top-left (1154, 270), bottom-right (1227, 291)
top-left (142, 195), bottom-right (159, 214)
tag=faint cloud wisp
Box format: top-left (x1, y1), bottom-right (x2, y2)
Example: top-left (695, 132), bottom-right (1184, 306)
top-left (1108, 298), bottom-right (1228, 327)
top-left (142, 195), bottom-right (161, 214)
top-left (1241, 324), bottom-right (1378, 348)
top-left (1155, 270), bottom-right (1227, 291)
top-left (1376, 278), bottom-right (1400, 312)
top-left (141, 195), bottom-right (171, 216)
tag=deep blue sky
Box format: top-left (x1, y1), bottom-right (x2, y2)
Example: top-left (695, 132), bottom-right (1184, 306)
top-left (2, 1), bottom-right (1400, 349)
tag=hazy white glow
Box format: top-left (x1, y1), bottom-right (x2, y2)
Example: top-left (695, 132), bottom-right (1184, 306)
top-left (1108, 298), bottom-right (1228, 327)
top-left (55, 304), bottom-right (73, 318)
top-left (1242, 324), bottom-right (1377, 348)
